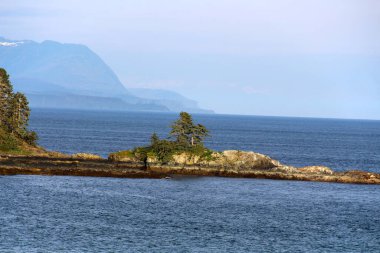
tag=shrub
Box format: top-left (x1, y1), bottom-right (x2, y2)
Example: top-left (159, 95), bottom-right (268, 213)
top-left (22, 131), bottom-right (38, 146)
top-left (131, 147), bottom-right (150, 162)
top-left (150, 139), bottom-right (178, 164)
top-left (0, 131), bottom-right (20, 152)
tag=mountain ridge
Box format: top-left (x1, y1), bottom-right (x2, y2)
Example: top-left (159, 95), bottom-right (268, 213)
top-left (0, 37), bottom-right (213, 113)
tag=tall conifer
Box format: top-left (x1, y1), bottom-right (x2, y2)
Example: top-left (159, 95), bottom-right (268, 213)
top-left (0, 68), bottom-right (37, 145)
top-left (0, 68), bottom-right (13, 126)
top-left (170, 112), bottom-right (209, 146)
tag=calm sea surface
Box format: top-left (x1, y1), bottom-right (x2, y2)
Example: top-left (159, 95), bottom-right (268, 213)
top-left (1, 109), bottom-right (379, 252)
top-left (29, 109), bottom-right (380, 172)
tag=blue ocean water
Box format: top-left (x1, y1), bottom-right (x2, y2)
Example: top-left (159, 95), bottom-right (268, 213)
top-left (1, 176), bottom-right (379, 252)
top-left (29, 109), bottom-right (380, 172)
top-left (1, 109), bottom-right (379, 252)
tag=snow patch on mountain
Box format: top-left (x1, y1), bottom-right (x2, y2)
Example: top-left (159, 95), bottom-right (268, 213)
top-left (0, 41), bottom-right (24, 47)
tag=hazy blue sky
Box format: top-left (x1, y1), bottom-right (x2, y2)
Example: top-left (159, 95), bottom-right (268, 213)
top-left (1, 0), bottom-right (379, 119)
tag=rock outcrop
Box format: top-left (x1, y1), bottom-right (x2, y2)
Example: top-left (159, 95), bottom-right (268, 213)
top-left (107, 149), bottom-right (380, 184)
top-left (166, 150), bottom-right (279, 170)
top-left (1, 150), bottom-right (379, 185)
top-left (298, 166), bottom-right (334, 175)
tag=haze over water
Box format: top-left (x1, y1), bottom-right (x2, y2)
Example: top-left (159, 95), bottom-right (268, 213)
top-left (2, 0), bottom-right (379, 119)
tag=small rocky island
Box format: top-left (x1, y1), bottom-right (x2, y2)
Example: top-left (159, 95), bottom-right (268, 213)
top-left (1, 149), bottom-right (380, 185)
top-left (0, 68), bottom-right (379, 184)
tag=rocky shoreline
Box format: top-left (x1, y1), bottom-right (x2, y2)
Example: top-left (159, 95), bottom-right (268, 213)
top-left (1, 151), bottom-right (380, 185)
top-left (0, 155), bottom-right (162, 178)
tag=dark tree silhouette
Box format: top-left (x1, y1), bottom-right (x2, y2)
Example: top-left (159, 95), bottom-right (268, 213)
top-left (170, 112), bottom-right (209, 146)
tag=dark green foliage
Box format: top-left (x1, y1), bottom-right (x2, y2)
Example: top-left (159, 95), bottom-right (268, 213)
top-left (150, 132), bottom-right (159, 146)
top-left (0, 129), bottom-right (20, 152)
top-left (131, 146), bottom-right (151, 164)
top-left (150, 138), bottom-right (178, 164)
top-left (22, 131), bottom-right (38, 146)
top-left (128, 112), bottom-right (211, 164)
top-left (170, 112), bottom-right (209, 146)
top-left (0, 68), bottom-right (37, 149)
top-left (9, 92), bottom-right (30, 130)
top-left (200, 147), bottom-right (215, 161)
top-left (191, 124), bottom-right (209, 146)
top-left (0, 68), bottom-right (13, 126)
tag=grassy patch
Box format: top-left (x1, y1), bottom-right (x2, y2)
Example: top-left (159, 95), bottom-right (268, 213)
top-left (108, 150), bottom-right (135, 161)
top-left (72, 153), bottom-right (103, 160)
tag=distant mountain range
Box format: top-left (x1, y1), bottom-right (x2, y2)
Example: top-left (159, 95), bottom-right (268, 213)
top-left (0, 37), bottom-right (213, 113)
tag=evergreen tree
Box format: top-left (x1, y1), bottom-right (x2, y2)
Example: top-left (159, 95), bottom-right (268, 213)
top-left (192, 123), bottom-right (209, 146)
top-left (9, 92), bottom-right (30, 131)
top-left (150, 132), bottom-right (160, 146)
top-left (0, 68), bottom-right (13, 127)
top-left (170, 112), bottom-right (209, 146)
top-left (0, 68), bottom-right (37, 146)
top-left (170, 112), bottom-right (194, 146)
top-left (125, 112), bottom-right (211, 164)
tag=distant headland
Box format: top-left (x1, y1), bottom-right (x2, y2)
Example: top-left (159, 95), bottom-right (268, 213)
top-left (0, 37), bottom-right (213, 114)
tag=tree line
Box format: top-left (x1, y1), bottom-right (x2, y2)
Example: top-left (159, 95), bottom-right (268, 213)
top-left (0, 68), bottom-right (37, 146)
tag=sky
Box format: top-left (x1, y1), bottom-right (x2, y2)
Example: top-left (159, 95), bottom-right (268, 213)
top-left (1, 0), bottom-right (380, 119)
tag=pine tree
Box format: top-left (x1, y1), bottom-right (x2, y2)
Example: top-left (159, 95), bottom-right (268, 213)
top-left (150, 132), bottom-right (159, 146)
top-left (9, 92), bottom-right (30, 131)
top-left (170, 112), bottom-right (193, 146)
top-left (170, 112), bottom-right (209, 147)
top-left (0, 68), bottom-right (13, 127)
top-left (0, 68), bottom-right (37, 146)
top-left (191, 124), bottom-right (209, 146)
